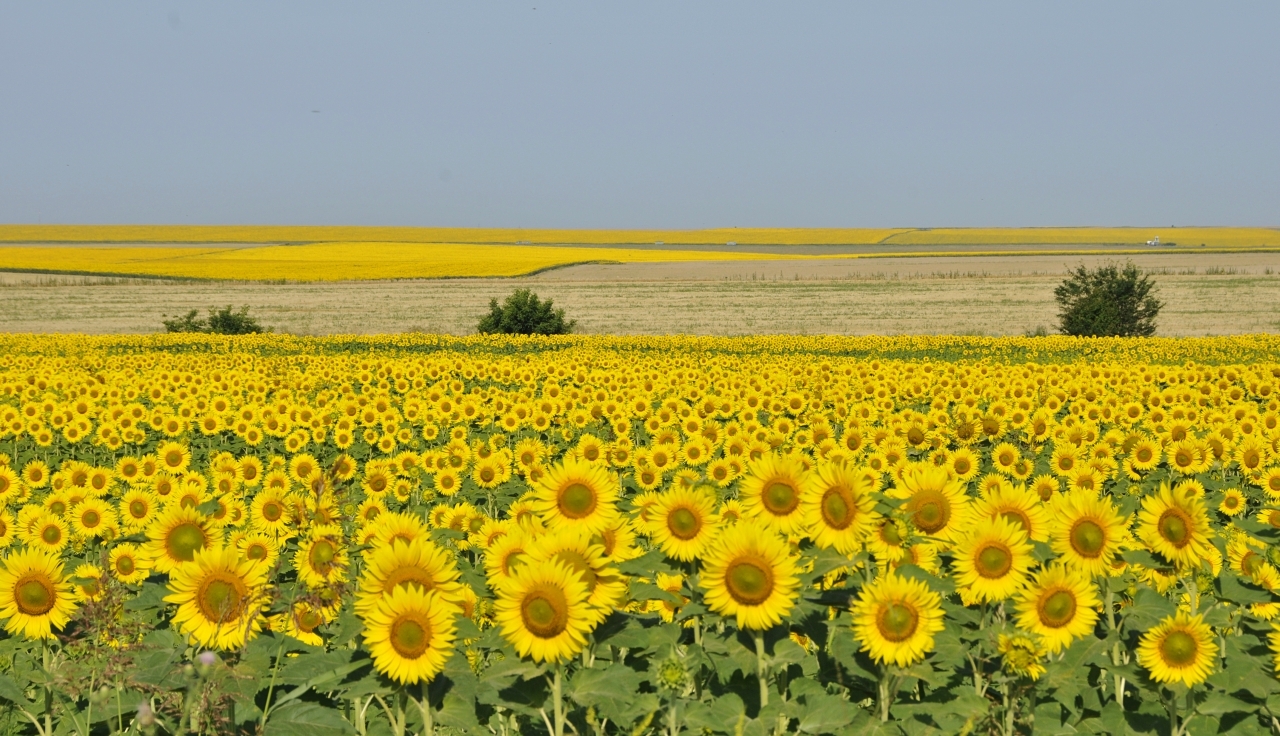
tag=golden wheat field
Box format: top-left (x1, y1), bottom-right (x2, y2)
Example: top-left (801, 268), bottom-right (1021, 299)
top-left (2, 332), bottom-right (1280, 735)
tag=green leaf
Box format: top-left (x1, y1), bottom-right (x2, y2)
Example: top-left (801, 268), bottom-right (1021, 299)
top-left (630, 581), bottom-right (684, 605)
top-left (893, 564), bottom-right (955, 595)
top-left (1216, 573), bottom-right (1274, 605)
top-left (1123, 586), bottom-right (1176, 631)
top-left (684, 693), bottom-right (746, 734)
top-left (568, 666), bottom-right (644, 708)
top-left (1121, 548), bottom-right (1163, 569)
top-left (124, 581), bottom-right (170, 611)
top-left (1197, 691), bottom-right (1256, 715)
top-left (263, 701), bottom-right (355, 736)
top-left (0, 675), bottom-right (30, 706)
top-left (797, 694), bottom-right (857, 734)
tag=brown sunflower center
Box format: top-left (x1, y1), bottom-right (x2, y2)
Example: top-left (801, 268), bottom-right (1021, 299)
top-left (1242, 551), bottom-right (1263, 576)
top-left (877, 602), bottom-right (919, 642)
top-left (1069, 519), bottom-right (1105, 558)
top-left (667, 507), bottom-right (701, 540)
top-left (389, 613), bottom-right (431, 659)
top-left (246, 543), bottom-right (268, 561)
top-left (309, 541), bottom-right (337, 574)
top-left (166, 522), bottom-right (207, 562)
top-left (297, 608), bottom-right (324, 633)
top-left (559, 483), bottom-right (598, 519)
top-left (725, 558), bottom-right (773, 606)
top-left (41, 525), bottom-right (62, 545)
top-left (81, 510), bottom-right (100, 528)
top-left (15, 575), bottom-right (56, 616)
top-left (975, 543), bottom-right (1012, 579)
top-left (1039, 589), bottom-right (1076, 628)
top-left (1160, 630), bottom-right (1198, 667)
top-left (262, 501), bottom-right (283, 522)
top-left (1158, 509), bottom-right (1191, 548)
top-left (116, 555), bottom-right (136, 575)
top-left (129, 500), bottom-right (148, 518)
top-left (910, 490), bottom-right (950, 534)
top-left (196, 575), bottom-right (245, 623)
top-left (521, 587), bottom-right (569, 639)
top-left (762, 481), bottom-right (800, 516)
top-left (821, 488), bottom-right (854, 530)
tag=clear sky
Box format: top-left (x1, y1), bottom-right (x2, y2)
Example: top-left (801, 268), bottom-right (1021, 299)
top-left (2, 3), bottom-right (1277, 228)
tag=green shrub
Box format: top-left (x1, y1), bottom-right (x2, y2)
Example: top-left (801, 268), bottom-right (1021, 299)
top-left (1055, 261), bottom-right (1163, 337)
top-left (162, 305), bottom-right (265, 334)
top-left (477, 288), bottom-right (575, 335)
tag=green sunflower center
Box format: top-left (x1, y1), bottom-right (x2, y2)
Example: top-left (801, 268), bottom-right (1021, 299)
top-left (41, 525), bottom-right (62, 545)
top-left (559, 483), bottom-right (597, 519)
top-left (976, 543), bottom-right (1012, 579)
top-left (116, 555), bottom-right (136, 575)
top-left (725, 559), bottom-right (773, 606)
top-left (389, 614), bottom-right (431, 659)
top-left (1039, 590), bottom-right (1077, 628)
top-left (522, 588), bottom-right (569, 639)
top-left (197, 575), bottom-right (244, 623)
top-left (129, 500), bottom-right (148, 518)
top-left (763, 481), bottom-right (799, 516)
top-left (667, 507), bottom-right (701, 540)
top-left (1158, 509), bottom-right (1191, 548)
top-left (166, 523), bottom-right (207, 562)
top-left (877, 602), bottom-right (919, 642)
top-left (1160, 630), bottom-right (1198, 667)
top-left (309, 541), bottom-right (337, 573)
top-left (821, 489), bottom-right (853, 530)
top-left (1069, 520), bottom-right (1105, 558)
top-left (262, 502), bottom-right (283, 522)
top-left (911, 490), bottom-right (950, 534)
top-left (16, 576), bottom-right (55, 616)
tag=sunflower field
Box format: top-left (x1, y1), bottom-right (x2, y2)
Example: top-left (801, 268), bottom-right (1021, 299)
top-left (2, 333), bottom-right (1280, 736)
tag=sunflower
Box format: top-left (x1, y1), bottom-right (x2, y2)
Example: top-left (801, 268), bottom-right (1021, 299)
top-left (356, 538), bottom-right (463, 615)
top-left (156, 441), bottom-right (191, 474)
top-left (997, 633), bottom-right (1047, 681)
top-left (738, 452), bottom-right (813, 536)
top-left (0, 511), bottom-right (14, 550)
top-left (850, 572), bottom-right (945, 667)
top-left (527, 528), bottom-right (626, 622)
top-left (119, 488), bottom-right (158, 531)
top-left (530, 458), bottom-right (620, 535)
top-left (888, 463), bottom-right (971, 544)
top-left (271, 600), bottom-right (337, 647)
top-left (109, 542), bottom-right (152, 584)
top-left (294, 527), bottom-right (349, 589)
top-left (1136, 612), bottom-right (1217, 686)
top-left (1013, 565), bottom-right (1100, 653)
top-left (991, 443), bottom-right (1022, 476)
top-left (1048, 490), bottom-right (1127, 578)
top-left (952, 516), bottom-right (1035, 604)
top-left (0, 548), bottom-right (78, 640)
top-left (1128, 437), bottom-right (1161, 471)
top-left (27, 513), bottom-right (69, 554)
top-left (362, 586), bottom-right (459, 684)
top-left (801, 462), bottom-right (877, 554)
top-left (1137, 483), bottom-right (1214, 570)
top-left (972, 482), bottom-right (1051, 543)
top-left (948, 447), bottom-right (981, 482)
top-left (144, 506), bottom-right (214, 574)
top-left (22, 460), bottom-right (49, 489)
top-left (70, 564), bottom-right (105, 602)
top-left (374, 512), bottom-right (430, 548)
top-left (1218, 488), bottom-right (1247, 517)
top-left (494, 559), bottom-right (594, 663)
top-left (249, 488), bottom-right (291, 535)
top-left (238, 533), bottom-right (281, 569)
top-left (484, 529), bottom-right (533, 591)
top-left (647, 486), bottom-right (720, 562)
top-left (70, 497), bottom-right (115, 539)
top-left (165, 545), bottom-right (268, 650)
top-left (700, 521), bottom-right (800, 630)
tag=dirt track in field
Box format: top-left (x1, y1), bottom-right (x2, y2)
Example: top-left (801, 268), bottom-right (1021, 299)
top-left (1, 251), bottom-right (1277, 337)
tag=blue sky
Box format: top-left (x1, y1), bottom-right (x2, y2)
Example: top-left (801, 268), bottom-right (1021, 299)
top-left (2, 2), bottom-right (1277, 228)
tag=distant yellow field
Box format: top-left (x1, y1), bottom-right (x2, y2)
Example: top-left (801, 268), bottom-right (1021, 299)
top-left (0, 225), bottom-right (907, 246)
top-left (0, 242), bottom-right (785, 281)
top-left (880, 226), bottom-right (1280, 248)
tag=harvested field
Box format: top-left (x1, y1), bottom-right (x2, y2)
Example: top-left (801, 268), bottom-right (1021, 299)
top-left (1, 252), bottom-right (1276, 336)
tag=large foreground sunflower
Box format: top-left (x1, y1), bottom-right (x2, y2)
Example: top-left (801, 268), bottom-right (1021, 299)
top-left (888, 463), bottom-right (971, 545)
top-left (494, 559), bottom-right (594, 663)
top-left (144, 505), bottom-right (214, 574)
top-left (165, 545), bottom-right (269, 650)
top-left (1013, 565), bottom-right (1100, 653)
top-left (356, 538), bottom-right (463, 615)
top-left (738, 453), bottom-right (813, 536)
top-left (1136, 612), bottom-right (1217, 686)
top-left (851, 572), bottom-right (945, 667)
top-left (0, 549), bottom-right (78, 640)
top-left (362, 586), bottom-right (460, 684)
top-left (531, 458), bottom-right (620, 534)
top-left (700, 521), bottom-right (800, 630)
top-left (801, 462), bottom-right (876, 554)
top-left (1136, 483), bottom-right (1214, 570)
top-left (1048, 490), bottom-right (1127, 578)
top-left (951, 516), bottom-right (1034, 604)
top-left (647, 486), bottom-right (720, 562)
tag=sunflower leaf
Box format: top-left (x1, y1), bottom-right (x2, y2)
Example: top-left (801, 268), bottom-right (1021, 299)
top-left (1216, 572), bottom-right (1273, 605)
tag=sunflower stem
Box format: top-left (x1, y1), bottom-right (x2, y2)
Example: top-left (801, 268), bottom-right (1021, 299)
top-left (553, 662), bottom-right (566, 736)
top-left (418, 680), bottom-right (434, 736)
top-left (876, 667), bottom-right (891, 722)
top-left (754, 630), bottom-right (769, 709)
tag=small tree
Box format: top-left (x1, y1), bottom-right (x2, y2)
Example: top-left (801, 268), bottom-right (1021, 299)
top-left (162, 305), bottom-right (265, 334)
top-left (477, 289), bottom-right (575, 335)
top-left (1055, 261), bottom-right (1163, 337)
